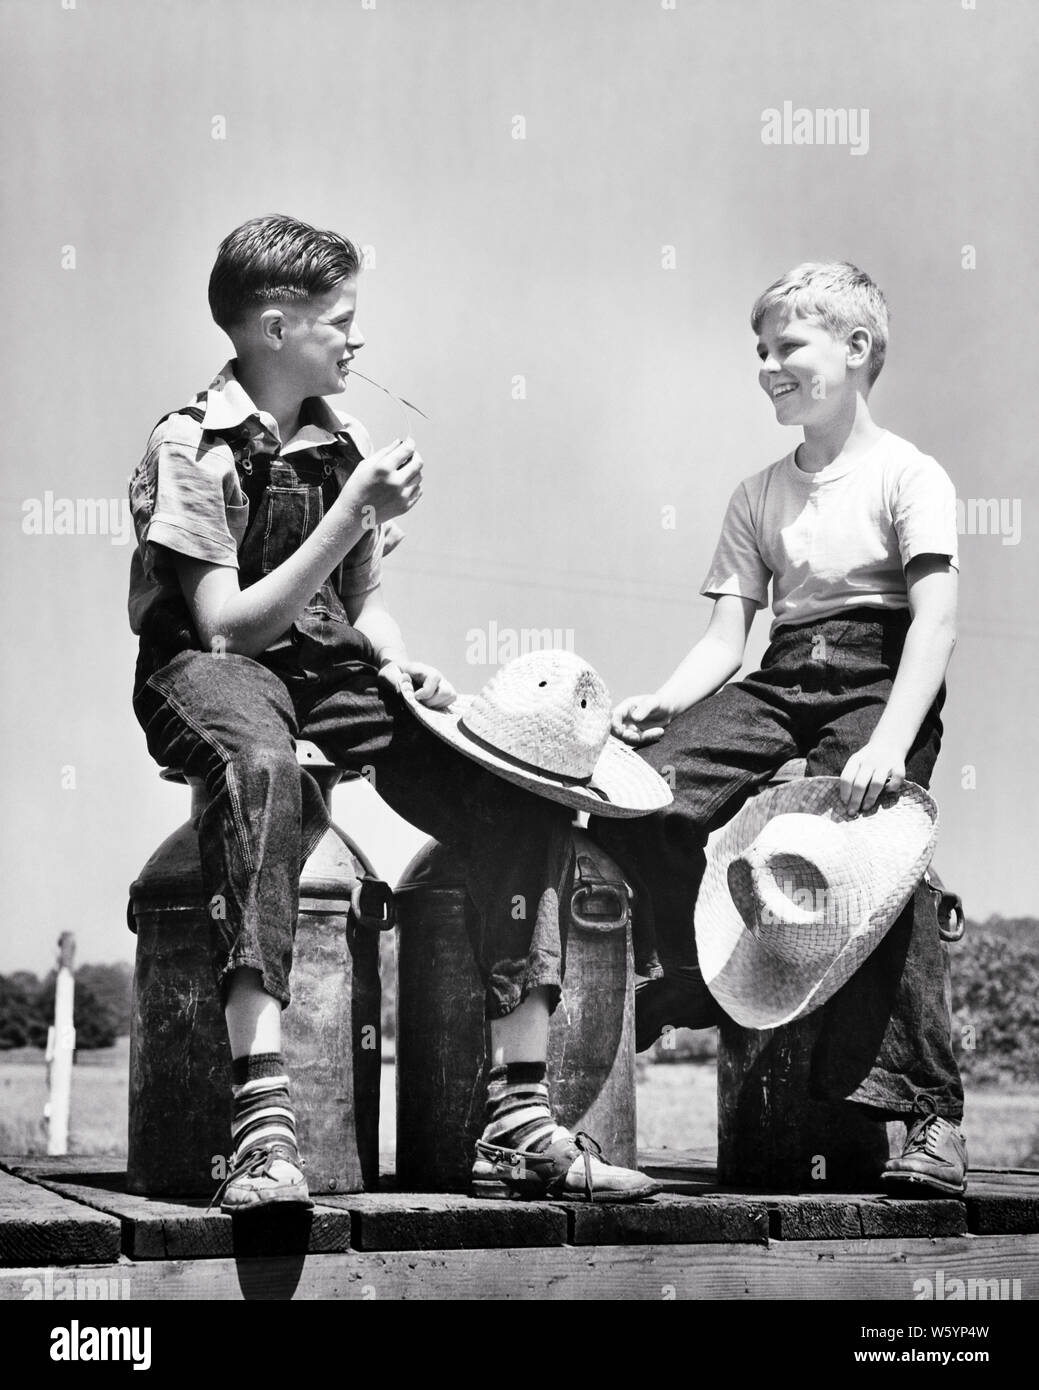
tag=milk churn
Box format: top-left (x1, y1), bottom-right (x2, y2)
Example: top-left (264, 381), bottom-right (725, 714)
top-left (715, 758), bottom-right (889, 1188)
top-left (126, 743), bottom-right (392, 1197)
top-left (394, 830), bottom-right (635, 1191)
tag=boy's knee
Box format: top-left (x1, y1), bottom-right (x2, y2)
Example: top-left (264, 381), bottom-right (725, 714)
top-left (226, 741), bottom-right (300, 789)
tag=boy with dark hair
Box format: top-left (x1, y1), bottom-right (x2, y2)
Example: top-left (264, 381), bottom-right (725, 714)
top-left (128, 213), bottom-right (659, 1210)
top-left (592, 262), bottom-right (968, 1195)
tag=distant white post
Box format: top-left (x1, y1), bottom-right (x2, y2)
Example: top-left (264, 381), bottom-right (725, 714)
top-left (45, 932), bottom-right (76, 1155)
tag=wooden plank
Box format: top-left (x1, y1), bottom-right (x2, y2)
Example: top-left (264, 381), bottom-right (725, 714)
top-left (321, 1191), bottom-right (568, 1251)
top-left (766, 1197), bottom-right (864, 1241)
top-left (1, 1155), bottom-right (124, 1186)
top-left (0, 1170), bottom-right (120, 1268)
top-left (3, 1158), bottom-right (352, 1260)
top-left (967, 1193), bottom-right (1039, 1236)
top-left (1, 1235), bottom-right (1036, 1300)
top-left (4, 1155), bottom-right (1034, 1268)
top-left (583, 1187), bottom-right (966, 1242)
top-left (859, 1197), bottom-right (967, 1239)
top-left (569, 1194), bottom-right (768, 1246)
top-left (894, 1169), bottom-right (1039, 1236)
top-left (640, 1148), bottom-right (717, 1180)
top-left (642, 1150), bottom-right (977, 1239)
top-left (969, 1170), bottom-right (1039, 1192)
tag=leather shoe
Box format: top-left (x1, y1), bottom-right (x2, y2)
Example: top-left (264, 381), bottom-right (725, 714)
top-left (472, 1127), bottom-right (659, 1203)
top-left (881, 1100), bottom-right (968, 1196)
top-left (212, 1142), bottom-right (314, 1214)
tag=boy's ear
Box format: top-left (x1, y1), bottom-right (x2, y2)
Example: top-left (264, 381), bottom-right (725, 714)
top-left (258, 307), bottom-right (288, 350)
top-left (846, 326), bottom-right (873, 371)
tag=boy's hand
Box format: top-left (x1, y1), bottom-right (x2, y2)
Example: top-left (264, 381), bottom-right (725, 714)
top-left (338, 437), bottom-right (423, 524)
top-left (839, 739), bottom-right (906, 816)
top-left (381, 659), bottom-right (457, 710)
top-left (611, 694), bottom-right (674, 747)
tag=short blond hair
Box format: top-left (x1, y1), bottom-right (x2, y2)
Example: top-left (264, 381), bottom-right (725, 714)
top-left (751, 262), bottom-right (890, 386)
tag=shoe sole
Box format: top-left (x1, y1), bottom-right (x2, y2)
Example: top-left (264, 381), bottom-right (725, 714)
top-left (471, 1177), bottom-right (660, 1203)
top-left (880, 1171), bottom-right (967, 1197)
top-left (220, 1188), bottom-right (315, 1214)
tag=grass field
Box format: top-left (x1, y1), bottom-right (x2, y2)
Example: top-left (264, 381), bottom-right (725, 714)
top-left (634, 1060), bottom-right (1039, 1167)
top-left (1, 1040), bottom-right (1036, 1170)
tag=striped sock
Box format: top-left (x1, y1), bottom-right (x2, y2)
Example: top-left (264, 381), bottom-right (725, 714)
top-left (230, 1053), bottom-right (299, 1163)
top-left (480, 1062), bottom-right (565, 1154)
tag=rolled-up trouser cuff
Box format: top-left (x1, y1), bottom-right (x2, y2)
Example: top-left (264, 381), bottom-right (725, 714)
top-left (217, 948), bottom-right (292, 1010)
top-left (484, 953), bottom-right (564, 1020)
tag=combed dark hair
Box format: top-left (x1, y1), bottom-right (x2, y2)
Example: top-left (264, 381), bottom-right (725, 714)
top-left (750, 261), bottom-right (890, 386)
top-left (208, 214), bottom-right (360, 333)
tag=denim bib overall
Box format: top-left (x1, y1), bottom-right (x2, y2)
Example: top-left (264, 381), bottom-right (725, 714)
top-left (132, 411), bottom-right (575, 1014)
top-left (234, 434), bottom-right (380, 678)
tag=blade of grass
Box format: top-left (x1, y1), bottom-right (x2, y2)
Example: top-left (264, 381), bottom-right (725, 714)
top-left (348, 369), bottom-right (430, 442)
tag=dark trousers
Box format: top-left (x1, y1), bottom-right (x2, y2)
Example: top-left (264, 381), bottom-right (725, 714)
top-left (591, 610), bottom-right (964, 1120)
top-left (133, 643), bottom-right (575, 1018)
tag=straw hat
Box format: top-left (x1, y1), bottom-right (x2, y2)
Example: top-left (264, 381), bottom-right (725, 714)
top-left (401, 649), bottom-right (673, 818)
top-left (695, 777), bottom-right (938, 1029)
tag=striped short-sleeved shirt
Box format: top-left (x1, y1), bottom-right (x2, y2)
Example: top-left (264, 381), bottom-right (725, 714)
top-left (127, 361), bottom-right (398, 636)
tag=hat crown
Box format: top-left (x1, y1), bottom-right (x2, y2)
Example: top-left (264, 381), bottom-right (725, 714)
top-left (698, 777), bottom-right (939, 1029)
top-left (462, 650), bottom-right (611, 779)
top-left (728, 812), bottom-right (872, 968)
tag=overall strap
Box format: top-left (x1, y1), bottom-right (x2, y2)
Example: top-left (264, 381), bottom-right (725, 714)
top-left (151, 401), bottom-right (206, 430)
top-left (153, 399), bottom-right (271, 542)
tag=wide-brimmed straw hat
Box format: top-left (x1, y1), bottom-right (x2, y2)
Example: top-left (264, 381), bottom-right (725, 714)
top-left (695, 777), bottom-right (938, 1029)
top-left (401, 649), bottom-right (673, 818)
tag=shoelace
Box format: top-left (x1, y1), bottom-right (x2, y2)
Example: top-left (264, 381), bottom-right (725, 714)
top-left (208, 1142), bottom-right (302, 1212)
top-left (570, 1130), bottom-right (608, 1202)
top-left (476, 1128), bottom-right (611, 1200)
top-left (904, 1116), bottom-right (954, 1157)
top-left (903, 1095), bottom-right (954, 1159)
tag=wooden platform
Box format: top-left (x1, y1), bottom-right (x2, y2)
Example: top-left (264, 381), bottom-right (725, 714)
top-left (2, 1152), bottom-right (1037, 1300)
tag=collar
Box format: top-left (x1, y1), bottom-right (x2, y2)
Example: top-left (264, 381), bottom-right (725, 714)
top-left (200, 360), bottom-right (357, 448)
top-left (786, 429), bottom-right (890, 485)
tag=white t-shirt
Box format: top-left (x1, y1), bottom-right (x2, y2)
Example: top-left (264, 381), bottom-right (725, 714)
top-left (700, 431), bottom-right (959, 634)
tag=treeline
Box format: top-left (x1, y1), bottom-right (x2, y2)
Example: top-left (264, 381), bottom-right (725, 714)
top-left (3, 915), bottom-right (1035, 1078)
top-left (648, 916), bottom-right (1039, 1084)
top-left (0, 962), bottom-right (132, 1051)
top-left (951, 922), bottom-right (1039, 1085)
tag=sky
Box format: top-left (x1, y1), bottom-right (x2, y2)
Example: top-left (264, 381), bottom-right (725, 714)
top-left (1, 0), bottom-right (1037, 976)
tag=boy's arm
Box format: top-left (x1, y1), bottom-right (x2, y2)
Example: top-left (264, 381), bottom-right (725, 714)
top-left (345, 586), bottom-right (456, 709)
top-left (839, 554), bottom-right (957, 814)
top-left (173, 439), bottom-right (421, 659)
top-left (612, 594), bottom-right (758, 745)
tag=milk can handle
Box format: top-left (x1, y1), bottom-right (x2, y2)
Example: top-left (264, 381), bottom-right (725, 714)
top-left (571, 883), bottom-right (630, 932)
top-left (350, 878), bottom-right (397, 930)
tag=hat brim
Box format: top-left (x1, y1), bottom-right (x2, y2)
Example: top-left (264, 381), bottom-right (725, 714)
top-left (695, 777), bottom-right (938, 1029)
top-left (402, 688), bottom-right (673, 818)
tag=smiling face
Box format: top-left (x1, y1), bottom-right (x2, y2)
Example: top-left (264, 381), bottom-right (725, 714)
top-left (756, 306), bottom-right (865, 428)
top-left (279, 278), bottom-right (365, 399)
